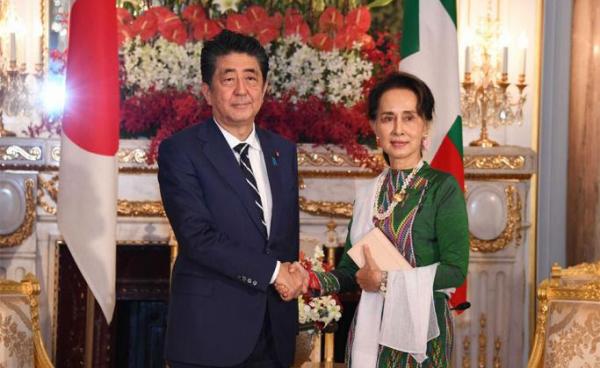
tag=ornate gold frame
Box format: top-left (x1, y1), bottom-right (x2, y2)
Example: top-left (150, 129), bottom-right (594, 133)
top-left (0, 273), bottom-right (54, 368)
top-left (528, 261), bottom-right (600, 367)
top-left (469, 185), bottom-right (522, 253)
top-left (0, 179), bottom-right (36, 247)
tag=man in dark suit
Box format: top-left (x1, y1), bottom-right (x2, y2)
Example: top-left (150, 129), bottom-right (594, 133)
top-left (158, 30), bottom-right (306, 368)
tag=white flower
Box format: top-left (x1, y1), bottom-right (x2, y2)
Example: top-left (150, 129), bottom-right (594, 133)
top-left (214, 0), bottom-right (240, 14)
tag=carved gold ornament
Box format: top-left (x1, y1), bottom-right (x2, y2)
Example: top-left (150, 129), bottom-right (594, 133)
top-left (298, 197), bottom-right (353, 218)
top-left (0, 145), bottom-right (43, 161)
top-left (0, 179), bottom-right (35, 247)
top-left (37, 175), bottom-right (58, 215)
top-left (50, 145), bottom-right (60, 162)
top-left (117, 148), bottom-right (148, 164)
top-left (528, 261), bottom-right (600, 367)
top-left (117, 200), bottom-right (165, 217)
top-left (297, 150), bottom-right (385, 172)
top-left (469, 185), bottom-right (522, 253)
top-left (462, 336), bottom-right (471, 368)
top-left (463, 155), bottom-right (525, 170)
top-left (478, 314), bottom-right (487, 368)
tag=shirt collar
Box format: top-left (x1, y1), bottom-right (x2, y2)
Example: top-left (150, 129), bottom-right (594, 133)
top-left (214, 118), bottom-right (262, 153)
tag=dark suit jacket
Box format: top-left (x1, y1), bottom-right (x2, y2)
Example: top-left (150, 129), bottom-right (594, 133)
top-left (158, 118), bottom-right (299, 367)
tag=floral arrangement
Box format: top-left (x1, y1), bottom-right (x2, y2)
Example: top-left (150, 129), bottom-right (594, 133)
top-left (297, 245), bottom-right (342, 329)
top-left (116, 1), bottom-right (400, 165)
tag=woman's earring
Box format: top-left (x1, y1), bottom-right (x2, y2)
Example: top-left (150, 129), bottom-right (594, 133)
top-left (422, 135), bottom-right (431, 151)
top-left (376, 136), bottom-right (381, 146)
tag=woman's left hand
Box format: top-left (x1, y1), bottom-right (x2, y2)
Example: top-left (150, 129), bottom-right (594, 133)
top-left (356, 246), bottom-right (383, 292)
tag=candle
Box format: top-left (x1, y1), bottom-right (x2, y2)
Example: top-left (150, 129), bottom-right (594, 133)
top-left (465, 46), bottom-right (471, 73)
top-left (502, 47), bottom-right (508, 74)
top-left (518, 33), bottom-right (528, 76)
top-left (9, 32), bottom-right (16, 62)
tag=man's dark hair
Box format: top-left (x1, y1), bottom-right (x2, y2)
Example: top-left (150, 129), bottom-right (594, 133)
top-left (367, 71), bottom-right (435, 122)
top-left (200, 30), bottom-right (269, 86)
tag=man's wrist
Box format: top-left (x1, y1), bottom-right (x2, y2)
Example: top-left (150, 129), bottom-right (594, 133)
top-left (270, 261), bottom-right (281, 284)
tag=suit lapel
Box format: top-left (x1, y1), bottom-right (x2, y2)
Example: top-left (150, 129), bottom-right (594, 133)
top-left (199, 119), bottom-right (268, 239)
top-left (256, 127), bottom-right (283, 242)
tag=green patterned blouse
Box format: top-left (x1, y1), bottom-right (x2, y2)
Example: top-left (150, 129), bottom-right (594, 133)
top-left (315, 163), bottom-right (469, 367)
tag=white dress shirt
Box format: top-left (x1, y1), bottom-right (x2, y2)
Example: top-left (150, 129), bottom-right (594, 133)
top-left (214, 120), bottom-right (280, 283)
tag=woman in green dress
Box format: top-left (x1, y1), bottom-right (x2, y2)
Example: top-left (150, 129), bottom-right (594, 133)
top-left (283, 72), bottom-right (469, 367)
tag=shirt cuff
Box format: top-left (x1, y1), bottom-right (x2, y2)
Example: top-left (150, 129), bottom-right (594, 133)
top-left (270, 261), bottom-right (281, 284)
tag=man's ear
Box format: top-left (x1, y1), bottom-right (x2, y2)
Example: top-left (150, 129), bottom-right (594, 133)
top-left (201, 83), bottom-right (212, 105)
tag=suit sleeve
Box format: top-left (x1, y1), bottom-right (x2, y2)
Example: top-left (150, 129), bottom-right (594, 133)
top-left (158, 138), bottom-right (277, 292)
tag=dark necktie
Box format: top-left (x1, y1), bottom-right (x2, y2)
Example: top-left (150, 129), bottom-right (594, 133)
top-left (234, 143), bottom-right (267, 235)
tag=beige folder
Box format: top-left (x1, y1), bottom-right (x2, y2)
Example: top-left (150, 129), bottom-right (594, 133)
top-left (348, 227), bottom-right (413, 271)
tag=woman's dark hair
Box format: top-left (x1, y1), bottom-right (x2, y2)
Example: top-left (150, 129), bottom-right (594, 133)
top-left (367, 71), bottom-right (435, 122)
top-left (201, 30), bottom-right (269, 86)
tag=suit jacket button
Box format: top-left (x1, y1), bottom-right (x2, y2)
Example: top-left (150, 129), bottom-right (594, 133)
top-left (265, 249), bottom-right (271, 255)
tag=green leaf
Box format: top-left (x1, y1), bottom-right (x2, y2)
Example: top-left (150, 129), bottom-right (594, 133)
top-left (367, 0), bottom-right (394, 9)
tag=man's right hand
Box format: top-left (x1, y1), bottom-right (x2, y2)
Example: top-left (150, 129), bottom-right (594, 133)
top-left (275, 262), bottom-right (308, 301)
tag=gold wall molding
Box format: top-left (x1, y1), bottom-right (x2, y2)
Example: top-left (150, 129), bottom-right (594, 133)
top-left (37, 175), bottom-right (58, 215)
top-left (462, 336), bottom-right (471, 368)
top-left (493, 338), bottom-right (502, 368)
top-left (0, 179), bottom-right (36, 247)
top-left (470, 185), bottom-right (522, 253)
top-left (479, 314), bottom-right (487, 368)
top-left (117, 200), bottom-right (165, 217)
top-left (299, 197), bottom-right (353, 218)
top-left (464, 155), bottom-right (526, 170)
top-left (0, 145), bottom-right (42, 161)
top-left (117, 148), bottom-right (149, 164)
top-left (299, 170), bottom-right (379, 179)
top-left (50, 146), bottom-right (60, 162)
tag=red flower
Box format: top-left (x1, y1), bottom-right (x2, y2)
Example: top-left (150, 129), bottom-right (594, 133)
top-left (358, 33), bottom-right (375, 50)
top-left (333, 26), bottom-right (360, 50)
top-left (116, 7), bottom-right (133, 25)
top-left (310, 33), bottom-right (333, 51)
top-left (319, 7), bottom-right (344, 33)
top-left (245, 5), bottom-right (269, 23)
top-left (226, 13), bottom-right (252, 35)
top-left (131, 12), bottom-right (158, 41)
top-left (345, 6), bottom-right (371, 33)
top-left (193, 19), bottom-right (222, 41)
top-left (284, 12), bottom-right (311, 42)
top-left (162, 24), bottom-right (188, 45)
top-left (182, 4), bottom-right (206, 23)
top-left (118, 23), bottom-right (135, 45)
top-left (254, 21), bottom-right (279, 45)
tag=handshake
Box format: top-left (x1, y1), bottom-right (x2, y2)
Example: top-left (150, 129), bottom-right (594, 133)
top-left (274, 262), bottom-right (309, 301)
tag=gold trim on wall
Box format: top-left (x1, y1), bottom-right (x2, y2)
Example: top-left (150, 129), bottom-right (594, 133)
top-left (37, 175), bottom-right (58, 215)
top-left (463, 155), bottom-right (526, 169)
top-left (0, 145), bottom-right (43, 161)
top-left (298, 197), bottom-right (353, 218)
top-left (470, 185), bottom-right (522, 253)
top-left (117, 148), bottom-right (149, 164)
top-left (117, 200), bottom-right (166, 217)
top-left (0, 179), bottom-right (36, 247)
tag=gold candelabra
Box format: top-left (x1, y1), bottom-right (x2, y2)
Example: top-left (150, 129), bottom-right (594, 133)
top-left (461, 13), bottom-right (528, 147)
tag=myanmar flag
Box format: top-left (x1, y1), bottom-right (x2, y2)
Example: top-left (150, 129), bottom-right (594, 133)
top-left (399, 0), bottom-right (467, 309)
